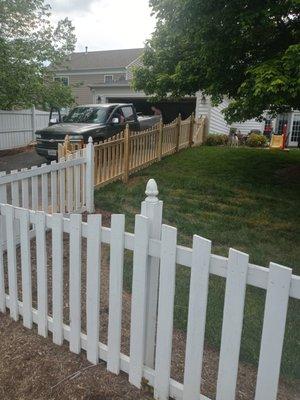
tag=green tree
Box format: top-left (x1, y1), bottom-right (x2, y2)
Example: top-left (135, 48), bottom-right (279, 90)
top-left (133, 0), bottom-right (300, 122)
top-left (0, 0), bottom-right (76, 110)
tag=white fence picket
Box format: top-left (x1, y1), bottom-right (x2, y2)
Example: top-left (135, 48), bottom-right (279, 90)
top-left (0, 231), bottom-right (6, 313)
top-left (216, 248), bottom-right (249, 400)
top-left (154, 224), bottom-right (177, 400)
top-left (36, 211), bottom-right (48, 337)
top-left (31, 166), bottom-right (38, 210)
top-left (50, 161), bottom-right (58, 213)
top-left (52, 213), bottom-right (64, 345)
top-left (0, 174), bottom-right (7, 312)
top-left (75, 152), bottom-right (81, 210)
top-left (69, 213), bottom-right (82, 353)
top-left (0, 207), bottom-right (5, 312)
top-left (59, 163), bottom-right (65, 214)
top-left (107, 214), bottom-right (125, 374)
top-left (81, 162), bottom-right (86, 207)
top-left (0, 173), bottom-right (7, 206)
top-left (183, 235), bottom-right (211, 400)
top-left (11, 170), bottom-right (20, 207)
top-left (41, 169), bottom-right (48, 212)
top-left (129, 214), bottom-right (150, 388)
top-left (255, 263), bottom-right (292, 400)
top-left (86, 214), bottom-right (102, 364)
top-left (66, 157), bottom-right (73, 213)
top-left (21, 169), bottom-right (29, 209)
top-left (5, 205), bottom-right (18, 320)
top-left (19, 208), bottom-right (32, 329)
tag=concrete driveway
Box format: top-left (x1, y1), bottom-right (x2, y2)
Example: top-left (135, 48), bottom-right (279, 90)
top-left (0, 148), bottom-right (46, 173)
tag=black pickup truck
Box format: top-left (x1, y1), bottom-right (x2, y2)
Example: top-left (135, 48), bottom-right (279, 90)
top-left (35, 103), bottom-right (161, 160)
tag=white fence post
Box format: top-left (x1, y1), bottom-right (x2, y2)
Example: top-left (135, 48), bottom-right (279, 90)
top-left (86, 137), bottom-right (95, 213)
top-left (31, 105), bottom-right (36, 140)
top-left (140, 179), bottom-right (163, 368)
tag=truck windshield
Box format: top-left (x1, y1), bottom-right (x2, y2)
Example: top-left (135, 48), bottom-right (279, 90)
top-left (63, 107), bottom-right (108, 123)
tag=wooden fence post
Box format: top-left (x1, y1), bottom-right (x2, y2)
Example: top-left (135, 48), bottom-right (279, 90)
top-left (175, 113), bottom-right (181, 152)
top-left (86, 137), bottom-right (94, 213)
top-left (123, 124), bottom-right (130, 183)
top-left (141, 179), bottom-right (163, 368)
top-left (158, 120), bottom-right (163, 161)
top-left (65, 135), bottom-right (71, 153)
top-left (189, 112), bottom-right (195, 147)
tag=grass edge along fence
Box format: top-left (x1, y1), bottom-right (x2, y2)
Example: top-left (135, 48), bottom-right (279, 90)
top-left (58, 114), bottom-right (208, 188)
top-left (0, 177), bottom-right (299, 400)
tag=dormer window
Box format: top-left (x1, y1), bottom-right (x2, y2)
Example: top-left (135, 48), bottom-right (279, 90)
top-left (104, 75), bottom-right (113, 84)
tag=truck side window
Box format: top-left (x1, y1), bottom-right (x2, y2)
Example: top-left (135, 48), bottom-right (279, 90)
top-left (112, 108), bottom-right (125, 123)
top-left (121, 106), bottom-right (135, 122)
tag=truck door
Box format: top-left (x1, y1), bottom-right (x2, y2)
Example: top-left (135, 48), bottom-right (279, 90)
top-left (106, 107), bottom-right (126, 138)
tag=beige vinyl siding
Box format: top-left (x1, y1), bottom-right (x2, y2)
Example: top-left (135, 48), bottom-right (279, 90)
top-left (67, 73), bottom-right (127, 104)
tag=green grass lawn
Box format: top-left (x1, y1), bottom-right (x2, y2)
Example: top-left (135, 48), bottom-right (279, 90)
top-left (95, 146), bottom-right (300, 379)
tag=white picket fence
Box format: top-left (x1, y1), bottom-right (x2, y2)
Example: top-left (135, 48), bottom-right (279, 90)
top-left (0, 140), bottom-right (299, 400)
top-left (0, 107), bottom-right (50, 150)
top-left (0, 139), bottom-right (94, 216)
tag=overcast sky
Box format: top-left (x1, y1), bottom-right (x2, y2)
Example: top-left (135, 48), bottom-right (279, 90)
top-left (48, 0), bottom-right (156, 52)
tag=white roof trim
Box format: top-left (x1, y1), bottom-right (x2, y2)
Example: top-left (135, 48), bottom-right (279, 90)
top-left (125, 54), bottom-right (143, 69)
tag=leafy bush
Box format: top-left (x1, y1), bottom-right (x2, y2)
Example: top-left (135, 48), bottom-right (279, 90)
top-left (246, 133), bottom-right (267, 147)
top-left (205, 133), bottom-right (228, 146)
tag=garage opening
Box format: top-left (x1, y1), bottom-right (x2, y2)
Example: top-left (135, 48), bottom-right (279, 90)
top-left (106, 97), bottom-right (196, 124)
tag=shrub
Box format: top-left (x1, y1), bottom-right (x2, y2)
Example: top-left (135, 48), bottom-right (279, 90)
top-left (246, 133), bottom-right (267, 147)
top-left (205, 133), bottom-right (228, 146)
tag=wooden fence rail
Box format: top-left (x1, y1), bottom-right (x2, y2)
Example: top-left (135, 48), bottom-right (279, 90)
top-left (58, 114), bottom-right (208, 187)
top-left (0, 178), bottom-right (299, 400)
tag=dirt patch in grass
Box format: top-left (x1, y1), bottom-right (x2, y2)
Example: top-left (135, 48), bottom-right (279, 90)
top-left (276, 164), bottom-right (300, 184)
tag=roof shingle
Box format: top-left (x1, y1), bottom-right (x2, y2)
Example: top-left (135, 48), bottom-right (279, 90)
top-left (58, 48), bottom-right (144, 71)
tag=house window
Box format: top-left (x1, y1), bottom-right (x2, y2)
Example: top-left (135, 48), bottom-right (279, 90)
top-left (104, 75), bottom-right (113, 84)
top-left (54, 76), bottom-right (69, 86)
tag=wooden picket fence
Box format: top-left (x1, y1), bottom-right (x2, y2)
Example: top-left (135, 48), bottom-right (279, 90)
top-left (58, 114), bottom-right (207, 187)
top-left (0, 171), bottom-right (299, 399)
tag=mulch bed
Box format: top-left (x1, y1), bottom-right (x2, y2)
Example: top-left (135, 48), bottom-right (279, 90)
top-left (0, 210), bottom-right (299, 399)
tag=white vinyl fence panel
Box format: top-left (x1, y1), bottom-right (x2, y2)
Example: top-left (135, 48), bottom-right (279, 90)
top-left (0, 107), bottom-right (50, 150)
top-left (0, 140), bottom-right (299, 400)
